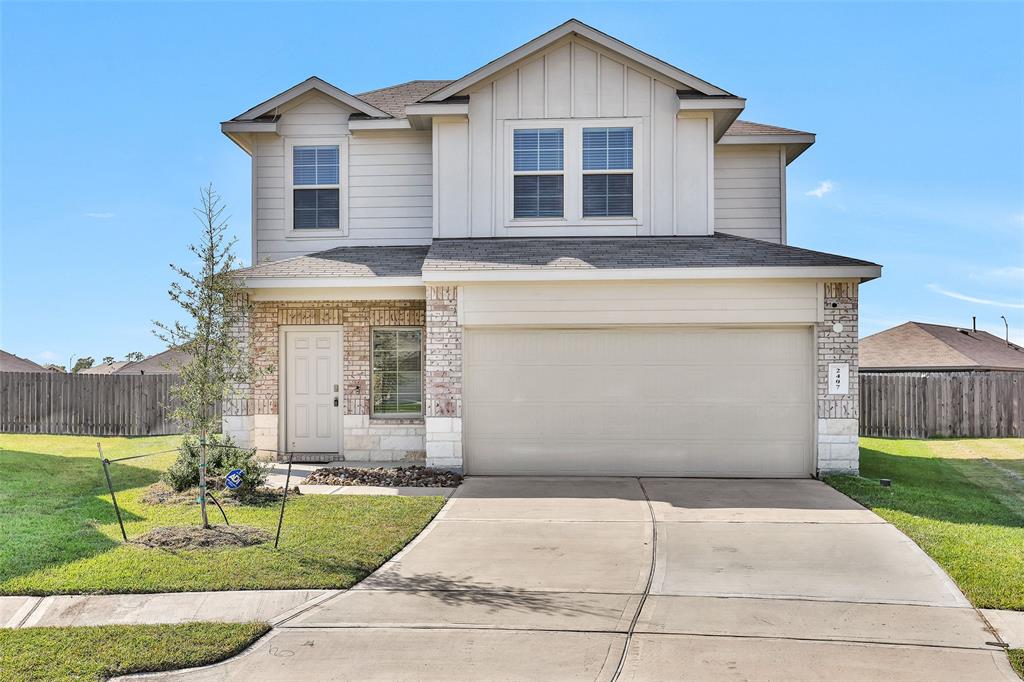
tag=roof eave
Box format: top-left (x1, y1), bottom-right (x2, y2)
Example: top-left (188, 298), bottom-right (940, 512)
top-left (242, 276), bottom-right (425, 289)
top-left (719, 133), bottom-right (816, 163)
top-left (422, 264), bottom-right (882, 284)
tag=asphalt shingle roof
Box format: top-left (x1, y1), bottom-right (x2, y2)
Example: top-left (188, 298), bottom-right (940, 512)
top-left (861, 322), bottom-right (1024, 371)
top-left (351, 80), bottom-right (811, 137)
top-left (238, 245), bottom-right (430, 279)
top-left (0, 350), bottom-right (54, 373)
top-left (356, 80), bottom-right (453, 118)
top-left (422, 234), bottom-right (877, 272)
top-left (724, 120), bottom-right (812, 136)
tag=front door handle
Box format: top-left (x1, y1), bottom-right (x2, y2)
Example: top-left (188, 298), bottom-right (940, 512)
top-left (333, 397), bottom-right (339, 407)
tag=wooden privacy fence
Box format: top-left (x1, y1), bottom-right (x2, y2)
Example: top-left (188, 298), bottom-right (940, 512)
top-left (0, 372), bottom-right (220, 436)
top-left (860, 371), bottom-right (1023, 438)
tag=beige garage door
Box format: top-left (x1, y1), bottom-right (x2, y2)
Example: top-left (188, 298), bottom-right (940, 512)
top-left (463, 327), bottom-right (814, 477)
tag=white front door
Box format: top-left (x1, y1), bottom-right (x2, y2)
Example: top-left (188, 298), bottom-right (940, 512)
top-left (285, 330), bottom-right (341, 454)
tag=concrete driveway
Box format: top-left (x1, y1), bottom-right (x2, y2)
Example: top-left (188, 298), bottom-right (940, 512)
top-left (135, 478), bottom-right (1017, 681)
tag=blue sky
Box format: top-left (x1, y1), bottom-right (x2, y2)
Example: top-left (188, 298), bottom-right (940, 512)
top-left (2, 2), bottom-right (1022, 367)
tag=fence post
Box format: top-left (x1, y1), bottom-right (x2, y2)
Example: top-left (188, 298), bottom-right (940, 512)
top-left (97, 443), bottom-right (128, 542)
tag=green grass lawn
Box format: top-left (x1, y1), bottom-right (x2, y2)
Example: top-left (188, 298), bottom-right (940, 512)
top-left (0, 434), bottom-right (445, 595)
top-left (827, 437), bottom-right (1024, 611)
top-left (0, 621), bottom-right (268, 681)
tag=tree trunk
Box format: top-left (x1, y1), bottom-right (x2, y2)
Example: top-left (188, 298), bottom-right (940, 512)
top-left (199, 430), bottom-right (210, 528)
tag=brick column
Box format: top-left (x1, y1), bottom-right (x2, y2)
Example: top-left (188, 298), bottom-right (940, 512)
top-left (816, 281), bottom-right (860, 475)
top-left (222, 293), bottom-right (255, 448)
top-left (424, 285), bottom-right (464, 470)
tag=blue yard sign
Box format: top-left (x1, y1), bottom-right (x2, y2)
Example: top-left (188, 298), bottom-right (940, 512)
top-left (225, 469), bottom-right (244, 490)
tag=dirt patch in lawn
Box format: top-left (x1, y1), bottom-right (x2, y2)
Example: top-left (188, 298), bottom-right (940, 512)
top-left (131, 525), bottom-right (270, 550)
top-left (305, 465), bottom-right (462, 488)
top-left (142, 482), bottom-right (298, 506)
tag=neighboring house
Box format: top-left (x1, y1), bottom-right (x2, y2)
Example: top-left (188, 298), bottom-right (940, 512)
top-left (79, 360), bottom-right (130, 375)
top-left (861, 321), bottom-right (1024, 372)
top-left (115, 348), bottom-right (190, 375)
top-left (0, 350), bottom-right (57, 373)
top-left (220, 19), bottom-right (881, 476)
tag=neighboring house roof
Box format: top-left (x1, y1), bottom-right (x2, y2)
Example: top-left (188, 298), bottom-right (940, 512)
top-left (239, 245), bottom-right (431, 280)
top-left (79, 361), bottom-right (129, 375)
top-left (421, 235), bottom-right (879, 275)
top-left (0, 350), bottom-right (55, 373)
top-left (861, 322), bottom-right (1024, 372)
top-left (356, 80), bottom-right (453, 118)
top-left (115, 348), bottom-right (190, 375)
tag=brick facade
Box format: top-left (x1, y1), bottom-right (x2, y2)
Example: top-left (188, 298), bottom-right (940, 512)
top-left (225, 280), bottom-right (861, 474)
top-left (223, 298), bottom-right (427, 463)
top-left (424, 286), bottom-right (464, 469)
top-left (815, 281), bottom-right (860, 474)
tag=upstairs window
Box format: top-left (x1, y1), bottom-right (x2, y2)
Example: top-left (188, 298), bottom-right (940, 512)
top-left (293, 145), bottom-right (339, 229)
top-left (582, 128), bottom-right (633, 217)
top-left (512, 128), bottom-right (563, 218)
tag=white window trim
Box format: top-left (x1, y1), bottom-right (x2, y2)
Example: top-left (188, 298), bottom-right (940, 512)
top-left (503, 118), bottom-right (643, 229)
top-left (370, 326), bottom-right (425, 419)
top-left (284, 136), bottom-right (350, 237)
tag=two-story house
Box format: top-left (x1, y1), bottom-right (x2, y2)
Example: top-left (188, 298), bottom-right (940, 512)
top-left (221, 20), bottom-right (880, 477)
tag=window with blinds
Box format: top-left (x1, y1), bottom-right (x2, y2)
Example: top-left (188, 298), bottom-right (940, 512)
top-left (582, 128), bottom-right (633, 217)
top-left (293, 145), bottom-right (340, 229)
top-left (512, 128), bottom-right (564, 218)
top-left (371, 328), bottom-right (423, 416)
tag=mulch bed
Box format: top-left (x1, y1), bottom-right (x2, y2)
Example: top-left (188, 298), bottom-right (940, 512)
top-left (304, 465), bottom-right (462, 488)
top-left (131, 525), bottom-right (270, 550)
top-left (143, 482), bottom-right (298, 506)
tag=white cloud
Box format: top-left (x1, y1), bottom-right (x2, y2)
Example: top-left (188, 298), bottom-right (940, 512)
top-left (805, 180), bottom-right (834, 198)
top-left (979, 266), bottom-right (1024, 284)
top-left (84, 212), bottom-right (115, 219)
top-left (927, 284), bottom-right (1024, 309)
top-left (36, 350), bottom-right (60, 362)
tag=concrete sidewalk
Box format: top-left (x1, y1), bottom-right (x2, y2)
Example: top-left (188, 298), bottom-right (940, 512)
top-left (1, 590), bottom-right (330, 629)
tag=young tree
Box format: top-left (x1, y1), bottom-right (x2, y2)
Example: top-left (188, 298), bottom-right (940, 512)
top-left (72, 357), bottom-right (95, 373)
top-left (102, 356), bottom-right (115, 365)
top-left (155, 185), bottom-right (257, 528)
top-left (125, 351), bottom-right (145, 362)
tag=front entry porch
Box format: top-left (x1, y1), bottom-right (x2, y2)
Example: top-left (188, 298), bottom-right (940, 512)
top-left (224, 298), bottom-right (429, 464)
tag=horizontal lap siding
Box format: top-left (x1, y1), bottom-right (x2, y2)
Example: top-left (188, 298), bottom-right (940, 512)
top-left (714, 145), bottom-right (783, 243)
top-left (460, 280), bottom-right (819, 326)
top-left (254, 93), bottom-right (434, 262)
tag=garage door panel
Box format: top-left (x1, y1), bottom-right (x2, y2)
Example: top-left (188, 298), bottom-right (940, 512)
top-left (463, 436), bottom-right (811, 477)
top-left (467, 364), bottom-right (810, 405)
top-left (464, 327), bottom-right (813, 477)
top-left (466, 402), bottom-right (811, 441)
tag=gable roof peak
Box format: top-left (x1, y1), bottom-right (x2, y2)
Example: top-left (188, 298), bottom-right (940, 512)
top-left (421, 18), bottom-right (733, 102)
top-left (231, 75), bottom-right (391, 121)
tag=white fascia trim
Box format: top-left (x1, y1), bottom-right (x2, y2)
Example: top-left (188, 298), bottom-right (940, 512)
top-left (249, 286), bottom-right (425, 301)
top-left (422, 265), bottom-right (882, 283)
top-left (243, 276), bottom-right (424, 289)
top-left (678, 97), bottom-right (746, 111)
top-left (720, 133), bottom-right (815, 146)
top-left (233, 77), bottom-right (391, 121)
top-left (348, 119), bottom-right (413, 131)
top-left (221, 121), bottom-right (278, 134)
top-left (422, 19), bottom-right (732, 101)
top-left (404, 103), bottom-right (469, 116)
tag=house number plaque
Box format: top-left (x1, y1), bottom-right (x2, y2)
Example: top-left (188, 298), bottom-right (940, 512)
top-left (828, 363), bottom-right (849, 395)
